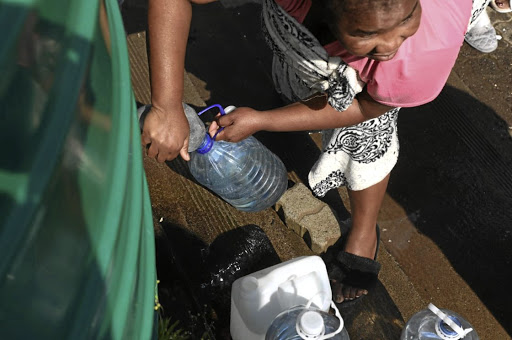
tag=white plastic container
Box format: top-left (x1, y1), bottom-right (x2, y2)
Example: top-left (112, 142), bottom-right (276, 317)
top-left (230, 256), bottom-right (332, 340)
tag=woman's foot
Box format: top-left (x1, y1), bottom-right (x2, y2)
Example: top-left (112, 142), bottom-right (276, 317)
top-left (330, 225), bottom-right (379, 303)
top-left (490, 0), bottom-right (511, 13)
top-left (465, 10), bottom-right (498, 53)
top-left (327, 175), bottom-right (387, 304)
top-left (331, 280), bottom-right (369, 303)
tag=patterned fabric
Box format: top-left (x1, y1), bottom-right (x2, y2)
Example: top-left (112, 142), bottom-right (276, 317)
top-left (467, 0), bottom-right (492, 31)
top-left (310, 108), bottom-right (400, 194)
top-left (261, 0), bottom-right (400, 192)
top-left (324, 108), bottom-right (398, 163)
top-left (261, 0), bottom-right (364, 111)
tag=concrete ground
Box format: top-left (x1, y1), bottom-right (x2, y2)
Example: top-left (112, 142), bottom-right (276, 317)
top-left (122, 3), bottom-right (511, 339)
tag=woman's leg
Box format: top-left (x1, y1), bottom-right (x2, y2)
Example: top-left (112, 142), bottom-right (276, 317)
top-left (332, 173), bottom-right (390, 302)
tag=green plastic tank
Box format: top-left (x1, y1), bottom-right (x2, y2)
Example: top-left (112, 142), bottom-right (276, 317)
top-left (0, 0), bottom-right (157, 338)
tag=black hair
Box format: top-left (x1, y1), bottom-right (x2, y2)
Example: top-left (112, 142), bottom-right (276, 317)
top-left (324, 0), bottom-right (399, 19)
top-left (321, 0), bottom-right (400, 36)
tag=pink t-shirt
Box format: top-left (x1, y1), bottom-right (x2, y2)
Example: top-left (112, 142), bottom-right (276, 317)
top-left (275, 0), bottom-right (472, 107)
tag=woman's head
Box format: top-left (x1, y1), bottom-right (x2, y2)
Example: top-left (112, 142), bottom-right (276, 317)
top-left (324, 0), bottom-right (422, 61)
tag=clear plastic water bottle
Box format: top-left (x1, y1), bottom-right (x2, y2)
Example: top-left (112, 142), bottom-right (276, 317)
top-left (265, 300), bottom-right (350, 340)
top-left (188, 104), bottom-right (288, 212)
top-left (401, 303), bottom-right (479, 340)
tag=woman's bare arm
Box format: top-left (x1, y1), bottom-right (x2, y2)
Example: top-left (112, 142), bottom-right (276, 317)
top-left (142, 0), bottom-right (217, 162)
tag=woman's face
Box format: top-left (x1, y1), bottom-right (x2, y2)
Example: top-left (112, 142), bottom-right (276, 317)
top-left (333, 0), bottom-right (422, 61)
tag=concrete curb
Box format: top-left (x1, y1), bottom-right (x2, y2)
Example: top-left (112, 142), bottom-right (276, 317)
top-left (275, 183), bottom-right (342, 254)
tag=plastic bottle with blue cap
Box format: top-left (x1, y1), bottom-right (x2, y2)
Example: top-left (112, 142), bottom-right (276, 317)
top-left (189, 104), bottom-right (288, 212)
top-left (400, 303), bottom-right (479, 340)
top-left (139, 103), bottom-right (288, 212)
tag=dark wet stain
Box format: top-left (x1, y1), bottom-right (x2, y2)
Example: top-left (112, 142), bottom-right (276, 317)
top-left (156, 222), bottom-right (280, 339)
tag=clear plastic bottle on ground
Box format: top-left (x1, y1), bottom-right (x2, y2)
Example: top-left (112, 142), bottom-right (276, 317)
top-left (401, 303), bottom-right (479, 340)
top-left (265, 302), bottom-right (350, 340)
top-left (188, 105), bottom-right (288, 212)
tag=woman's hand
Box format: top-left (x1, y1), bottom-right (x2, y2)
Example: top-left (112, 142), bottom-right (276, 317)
top-left (208, 107), bottom-right (263, 142)
top-left (141, 105), bottom-right (190, 162)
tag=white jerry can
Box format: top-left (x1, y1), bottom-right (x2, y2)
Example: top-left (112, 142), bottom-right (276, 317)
top-left (230, 256), bottom-right (332, 340)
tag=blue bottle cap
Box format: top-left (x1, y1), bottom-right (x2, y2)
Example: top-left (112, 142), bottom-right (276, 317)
top-left (438, 316), bottom-right (462, 337)
top-left (196, 134), bottom-right (214, 154)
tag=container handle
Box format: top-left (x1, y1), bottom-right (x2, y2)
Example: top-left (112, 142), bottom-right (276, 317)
top-left (428, 303), bottom-right (473, 339)
top-left (296, 292), bottom-right (344, 340)
top-left (197, 104), bottom-right (236, 140)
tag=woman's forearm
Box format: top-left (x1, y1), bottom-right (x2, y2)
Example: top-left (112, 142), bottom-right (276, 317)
top-left (258, 100), bottom-right (366, 132)
top-left (257, 89), bottom-right (395, 132)
top-left (147, 0), bottom-right (192, 110)
top-left (213, 94), bottom-right (396, 142)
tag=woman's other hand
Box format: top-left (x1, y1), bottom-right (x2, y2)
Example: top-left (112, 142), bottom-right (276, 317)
top-left (208, 107), bottom-right (263, 142)
top-left (141, 104), bottom-right (191, 162)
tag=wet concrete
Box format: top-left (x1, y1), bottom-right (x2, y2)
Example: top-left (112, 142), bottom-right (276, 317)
top-left (121, 2), bottom-right (512, 339)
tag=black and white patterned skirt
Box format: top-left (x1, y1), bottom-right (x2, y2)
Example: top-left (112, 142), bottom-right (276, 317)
top-left (308, 108), bottom-right (400, 195)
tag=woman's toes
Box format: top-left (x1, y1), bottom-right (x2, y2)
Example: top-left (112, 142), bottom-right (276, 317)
top-left (355, 288), bottom-right (368, 298)
top-left (330, 279), bottom-right (345, 303)
top-left (331, 281), bottom-right (369, 303)
top-left (496, 0), bottom-right (511, 9)
top-left (342, 285), bottom-right (358, 300)
top-left (340, 286), bottom-right (369, 301)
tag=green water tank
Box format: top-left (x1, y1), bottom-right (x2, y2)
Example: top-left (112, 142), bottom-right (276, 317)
top-left (0, 0), bottom-right (157, 339)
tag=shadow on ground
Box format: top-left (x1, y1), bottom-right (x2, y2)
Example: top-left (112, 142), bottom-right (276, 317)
top-left (388, 85), bottom-right (512, 333)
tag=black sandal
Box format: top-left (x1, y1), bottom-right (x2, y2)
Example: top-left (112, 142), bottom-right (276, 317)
top-left (324, 224), bottom-right (381, 305)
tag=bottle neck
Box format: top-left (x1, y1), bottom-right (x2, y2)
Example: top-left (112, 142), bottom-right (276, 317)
top-left (295, 299), bottom-right (344, 340)
top-left (298, 311), bottom-right (325, 338)
top-left (436, 316), bottom-right (463, 339)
